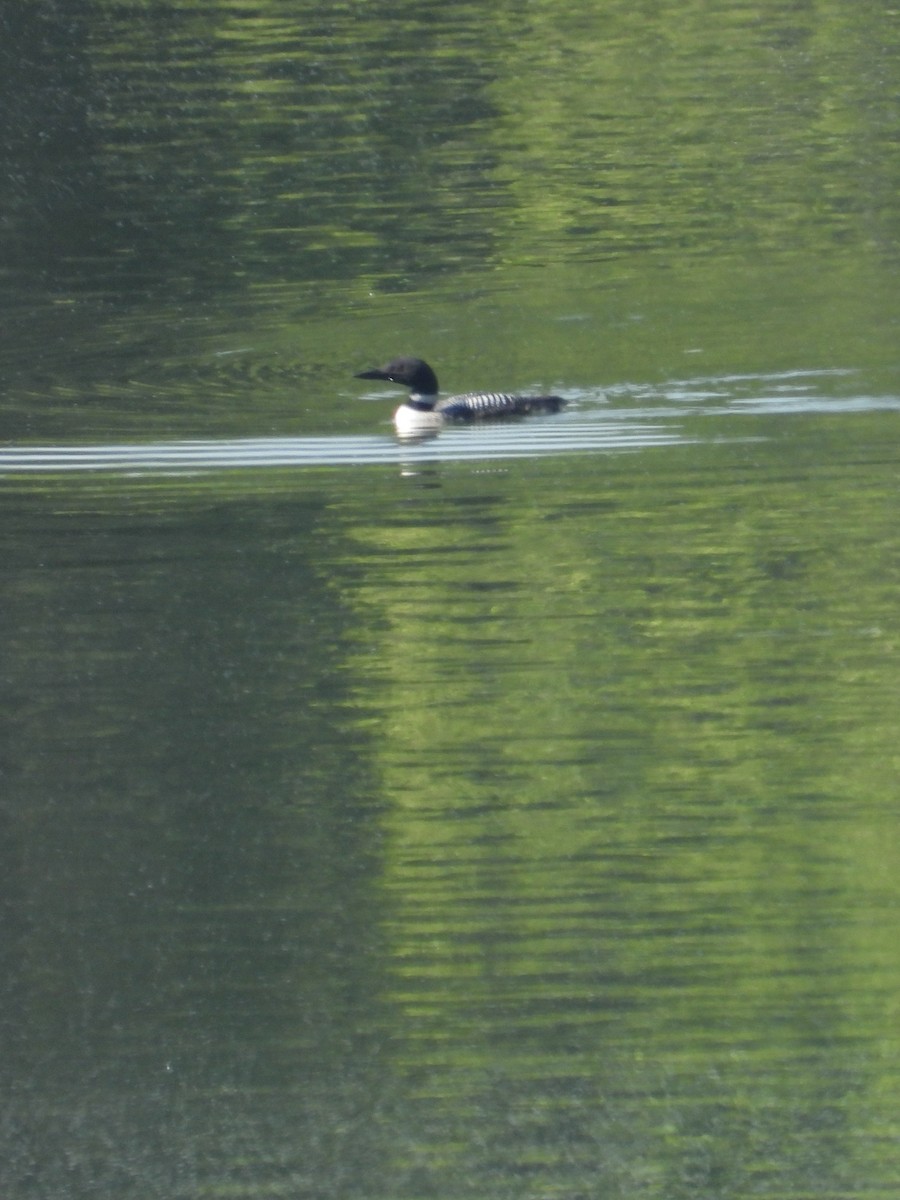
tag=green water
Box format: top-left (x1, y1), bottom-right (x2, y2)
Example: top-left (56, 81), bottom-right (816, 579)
top-left (2, 2), bottom-right (900, 1198)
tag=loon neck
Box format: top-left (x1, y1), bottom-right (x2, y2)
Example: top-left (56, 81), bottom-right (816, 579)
top-left (407, 392), bottom-right (438, 412)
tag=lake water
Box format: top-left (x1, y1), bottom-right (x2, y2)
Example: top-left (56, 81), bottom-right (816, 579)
top-left (3, 4), bottom-right (900, 1199)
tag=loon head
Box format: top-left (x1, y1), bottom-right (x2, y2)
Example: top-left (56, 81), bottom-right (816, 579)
top-left (355, 356), bottom-right (439, 402)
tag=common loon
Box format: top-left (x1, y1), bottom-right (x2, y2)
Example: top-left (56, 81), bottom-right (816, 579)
top-left (355, 356), bottom-right (565, 437)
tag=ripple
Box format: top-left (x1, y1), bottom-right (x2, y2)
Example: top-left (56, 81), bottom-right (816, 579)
top-left (0, 419), bottom-right (687, 474)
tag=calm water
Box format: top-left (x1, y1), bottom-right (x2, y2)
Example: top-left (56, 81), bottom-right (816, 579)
top-left (3, 3), bottom-right (900, 1198)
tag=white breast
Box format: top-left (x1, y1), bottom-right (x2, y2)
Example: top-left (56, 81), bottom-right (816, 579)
top-left (394, 403), bottom-right (444, 439)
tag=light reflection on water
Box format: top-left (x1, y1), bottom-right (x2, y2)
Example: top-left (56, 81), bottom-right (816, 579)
top-left (0, 419), bottom-right (686, 472)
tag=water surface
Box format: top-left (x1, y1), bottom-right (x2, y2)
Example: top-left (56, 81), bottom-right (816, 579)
top-left (3, 3), bottom-right (900, 1198)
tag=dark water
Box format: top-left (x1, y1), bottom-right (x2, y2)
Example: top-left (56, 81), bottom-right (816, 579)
top-left (3, 3), bottom-right (900, 1198)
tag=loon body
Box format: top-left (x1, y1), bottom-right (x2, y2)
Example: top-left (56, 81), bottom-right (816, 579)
top-left (355, 356), bottom-right (565, 437)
